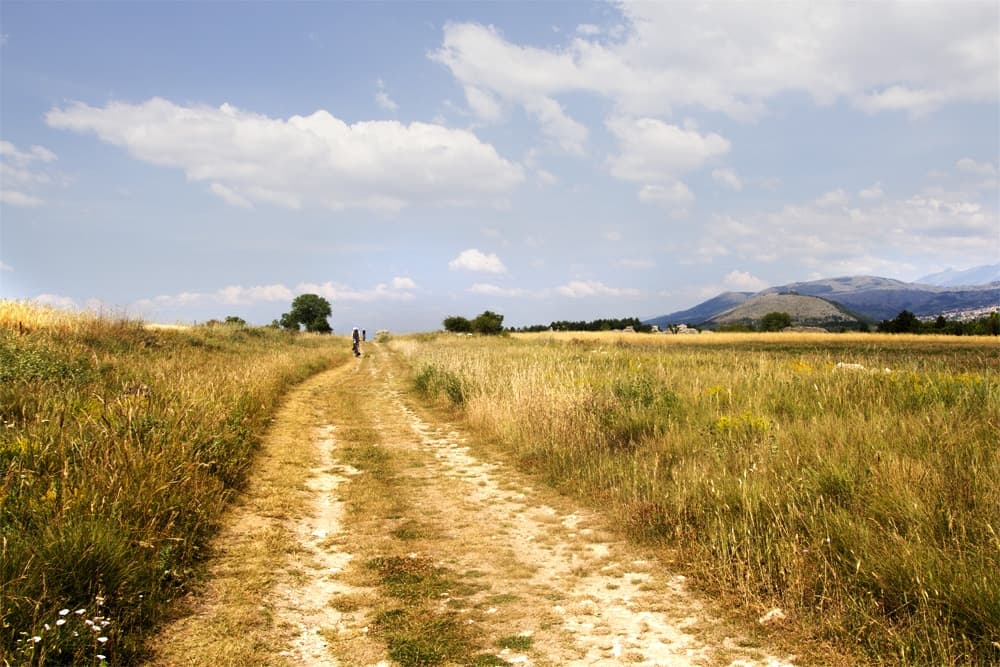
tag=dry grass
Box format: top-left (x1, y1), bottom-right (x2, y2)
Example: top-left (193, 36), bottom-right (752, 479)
top-left (0, 300), bottom-right (346, 664)
top-left (396, 331), bottom-right (1000, 665)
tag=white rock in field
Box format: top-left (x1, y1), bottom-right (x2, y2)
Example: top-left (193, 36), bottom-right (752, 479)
top-left (758, 608), bottom-right (787, 626)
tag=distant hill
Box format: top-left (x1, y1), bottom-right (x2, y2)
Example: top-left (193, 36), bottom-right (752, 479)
top-left (916, 263), bottom-right (1000, 287)
top-left (706, 293), bottom-right (859, 328)
top-left (645, 291), bottom-right (750, 330)
top-left (645, 275), bottom-right (1000, 328)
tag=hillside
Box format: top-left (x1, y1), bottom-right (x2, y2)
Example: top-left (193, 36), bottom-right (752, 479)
top-left (647, 275), bottom-right (1000, 326)
top-left (645, 291), bottom-right (751, 330)
top-left (707, 293), bottom-right (859, 328)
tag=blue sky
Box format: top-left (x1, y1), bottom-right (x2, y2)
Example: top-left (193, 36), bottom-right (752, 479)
top-left (2, 1), bottom-right (998, 332)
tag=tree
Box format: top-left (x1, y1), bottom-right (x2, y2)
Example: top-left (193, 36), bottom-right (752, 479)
top-left (760, 311), bottom-right (792, 331)
top-left (471, 310), bottom-right (504, 335)
top-left (224, 316), bottom-right (247, 326)
top-left (279, 294), bottom-right (332, 333)
top-left (443, 316), bottom-right (472, 333)
top-left (878, 309), bottom-right (920, 333)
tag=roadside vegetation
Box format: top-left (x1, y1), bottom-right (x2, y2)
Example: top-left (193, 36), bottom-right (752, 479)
top-left (0, 301), bottom-right (346, 665)
top-left (396, 331), bottom-right (999, 665)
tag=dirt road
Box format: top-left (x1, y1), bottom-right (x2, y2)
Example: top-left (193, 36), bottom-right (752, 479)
top-left (148, 344), bottom-right (797, 666)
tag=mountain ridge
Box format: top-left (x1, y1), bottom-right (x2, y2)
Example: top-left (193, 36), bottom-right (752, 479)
top-left (646, 274), bottom-right (1000, 328)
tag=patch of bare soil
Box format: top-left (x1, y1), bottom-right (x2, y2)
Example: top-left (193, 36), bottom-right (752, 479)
top-left (149, 346), bottom-right (799, 666)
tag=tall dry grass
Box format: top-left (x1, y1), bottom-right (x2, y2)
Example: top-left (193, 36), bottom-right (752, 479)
top-left (396, 331), bottom-right (999, 665)
top-left (0, 301), bottom-right (348, 665)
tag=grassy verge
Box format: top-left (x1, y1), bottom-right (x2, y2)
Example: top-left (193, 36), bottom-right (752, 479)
top-left (393, 331), bottom-right (999, 665)
top-left (0, 301), bottom-right (345, 665)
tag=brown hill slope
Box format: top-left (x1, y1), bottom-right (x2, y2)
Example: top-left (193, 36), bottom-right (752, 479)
top-left (708, 293), bottom-right (858, 327)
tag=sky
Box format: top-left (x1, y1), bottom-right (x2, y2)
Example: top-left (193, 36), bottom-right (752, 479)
top-left (1, 1), bottom-right (998, 332)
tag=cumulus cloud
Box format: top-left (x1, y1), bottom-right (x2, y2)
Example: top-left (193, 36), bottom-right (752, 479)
top-left (557, 280), bottom-right (640, 298)
top-left (956, 158), bottom-right (997, 176)
top-left (815, 189), bottom-right (850, 207)
top-left (391, 276), bottom-right (417, 289)
top-left (375, 78), bottom-right (399, 111)
top-left (46, 98), bottom-right (524, 212)
top-left (722, 270), bottom-right (769, 292)
top-left (448, 248), bottom-right (507, 273)
top-left (432, 3), bottom-right (997, 121)
top-left (0, 140), bottom-right (59, 207)
top-left (858, 182), bottom-right (885, 200)
top-left (468, 283), bottom-right (527, 297)
top-left (638, 182), bottom-right (694, 209)
top-left (712, 168), bottom-right (743, 191)
top-left (135, 279), bottom-right (416, 311)
top-left (606, 117), bottom-right (729, 183)
top-left (699, 190), bottom-right (998, 276)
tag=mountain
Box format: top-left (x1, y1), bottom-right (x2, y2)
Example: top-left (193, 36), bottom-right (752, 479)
top-left (645, 275), bottom-right (1000, 328)
top-left (916, 263), bottom-right (1000, 287)
top-left (645, 291), bottom-right (751, 330)
top-left (706, 293), bottom-right (859, 328)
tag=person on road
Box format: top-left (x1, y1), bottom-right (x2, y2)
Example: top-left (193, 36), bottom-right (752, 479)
top-left (352, 327), bottom-right (361, 357)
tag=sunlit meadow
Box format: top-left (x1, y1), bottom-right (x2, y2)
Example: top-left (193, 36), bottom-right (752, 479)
top-left (0, 301), bottom-right (347, 664)
top-left (395, 331), bottom-right (999, 665)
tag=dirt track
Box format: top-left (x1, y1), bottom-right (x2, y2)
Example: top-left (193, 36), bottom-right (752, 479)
top-left (148, 343), bottom-right (797, 666)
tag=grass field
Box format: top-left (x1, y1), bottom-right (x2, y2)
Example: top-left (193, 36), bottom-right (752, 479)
top-left (0, 301), bottom-right (348, 665)
top-left (3, 302), bottom-right (997, 665)
top-left (396, 330), bottom-right (999, 665)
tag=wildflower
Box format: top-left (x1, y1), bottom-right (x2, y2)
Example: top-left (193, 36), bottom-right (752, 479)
top-left (56, 619), bottom-right (66, 626)
top-left (97, 655), bottom-right (106, 661)
top-left (75, 608), bottom-right (86, 615)
top-left (59, 609), bottom-right (70, 616)
top-left (32, 636), bottom-right (42, 643)
top-left (97, 636), bottom-right (108, 643)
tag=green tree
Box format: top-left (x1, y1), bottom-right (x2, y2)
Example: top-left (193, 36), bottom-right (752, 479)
top-left (224, 316), bottom-right (247, 326)
top-left (760, 311), bottom-right (792, 331)
top-left (443, 316), bottom-right (472, 333)
top-left (279, 294), bottom-right (332, 333)
top-left (471, 310), bottom-right (504, 335)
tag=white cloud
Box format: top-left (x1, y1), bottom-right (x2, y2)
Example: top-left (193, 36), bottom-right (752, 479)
top-left (523, 95), bottom-right (589, 154)
top-left (463, 86), bottom-right (503, 122)
top-left (700, 191), bottom-right (998, 275)
top-left (46, 98), bottom-right (524, 212)
top-left (1, 261), bottom-right (13, 272)
top-left (815, 189), bottom-right (850, 207)
top-left (448, 248), bottom-right (507, 273)
top-left (391, 276), bottom-right (417, 289)
top-left (638, 182), bottom-right (694, 208)
top-left (620, 258), bottom-right (655, 270)
top-left (375, 78), bottom-right (399, 111)
top-left (956, 158), bottom-right (997, 176)
top-left (606, 117), bottom-right (729, 183)
top-left (33, 294), bottom-right (79, 309)
top-left (858, 182), bottom-right (884, 200)
top-left (722, 270), bottom-right (769, 292)
top-left (209, 183), bottom-right (252, 208)
top-left (576, 24), bottom-right (601, 36)
top-left (468, 283), bottom-right (527, 297)
top-left (0, 190), bottom-right (43, 207)
top-left (0, 140), bottom-right (59, 207)
top-left (135, 279), bottom-right (416, 311)
top-left (432, 4), bottom-right (997, 123)
top-left (557, 280), bottom-right (640, 298)
top-left (712, 168), bottom-right (743, 191)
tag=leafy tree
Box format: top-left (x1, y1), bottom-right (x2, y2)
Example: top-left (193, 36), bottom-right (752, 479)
top-left (760, 311), bottom-right (792, 331)
top-left (443, 316), bottom-right (472, 333)
top-left (878, 309), bottom-right (920, 333)
top-left (279, 294), bottom-right (332, 333)
top-left (471, 310), bottom-right (504, 335)
top-left (224, 316), bottom-right (247, 326)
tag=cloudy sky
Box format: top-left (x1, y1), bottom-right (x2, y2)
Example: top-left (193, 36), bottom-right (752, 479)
top-left (2, 1), bottom-right (997, 331)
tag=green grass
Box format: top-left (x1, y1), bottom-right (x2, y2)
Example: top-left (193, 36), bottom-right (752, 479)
top-left (393, 331), bottom-right (1000, 665)
top-left (1, 303), bottom-right (347, 664)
